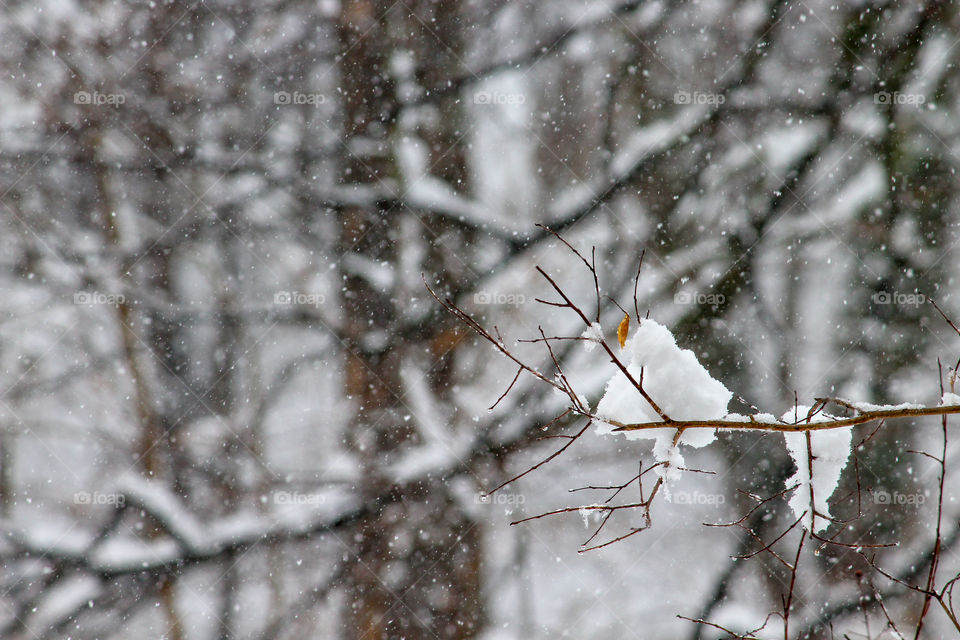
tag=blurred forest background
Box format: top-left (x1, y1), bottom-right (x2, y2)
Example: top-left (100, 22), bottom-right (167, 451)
top-left (1, 0), bottom-right (959, 638)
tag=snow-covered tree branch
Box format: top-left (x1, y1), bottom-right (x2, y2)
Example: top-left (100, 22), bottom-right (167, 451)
top-left (434, 229), bottom-right (960, 634)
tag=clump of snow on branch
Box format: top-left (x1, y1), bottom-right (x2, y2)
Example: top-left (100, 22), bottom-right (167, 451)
top-left (848, 400), bottom-right (922, 412)
top-left (781, 407), bottom-right (852, 534)
top-left (941, 391), bottom-right (960, 406)
top-left (580, 322), bottom-right (604, 352)
top-left (553, 377), bottom-right (591, 413)
top-left (594, 319), bottom-right (732, 484)
top-left (578, 505), bottom-right (603, 528)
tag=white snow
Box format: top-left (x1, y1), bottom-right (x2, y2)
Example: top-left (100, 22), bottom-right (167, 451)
top-left (580, 322), bottom-right (604, 352)
top-left (578, 504), bottom-right (603, 528)
top-left (553, 381), bottom-right (591, 413)
top-left (25, 573), bottom-right (102, 633)
top-left (940, 392), bottom-right (960, 407)
top-left (722, 412), bottom-right (780, 424)
top-left (848, 400), bottom-right (923, 413)
top-left (762, 123), bottom-right (823, 171)
top-left (549, 105), bottom-right (712, 223)
top-left (609, 106), bottom-right (712, 178)
top-left (781, 407), bottom-right (852, 533)
top-left (90, 536), bottom-right (183, 573)
top-left (341, 252), bottom-right (396, 291)
top-left (117, 473), bottom-right (213, 553)
top-left (752, 413), bottom-right (779, 423)
top-left (594, 319), bottom-right (732, 484)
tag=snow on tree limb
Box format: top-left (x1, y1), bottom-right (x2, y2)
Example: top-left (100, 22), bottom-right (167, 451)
top-left (434, 227), bottom-right (960, 544)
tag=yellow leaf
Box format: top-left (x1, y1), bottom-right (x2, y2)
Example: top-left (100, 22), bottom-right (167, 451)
top-left (617, 313), bottom-right (630, 348)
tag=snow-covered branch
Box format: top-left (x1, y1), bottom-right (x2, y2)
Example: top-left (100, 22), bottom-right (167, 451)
top-left (435, 228), bottom-right (960, 545)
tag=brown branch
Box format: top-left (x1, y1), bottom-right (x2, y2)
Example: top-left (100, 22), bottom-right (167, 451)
top-left (929, 297), bottom-right (960, 339)
top-left (782, 529), bottom-right (806, 640)
top-left (579, 525), bottom-right (649, 552)
top-left (483, 419), bottom-right (591, 497)
top-left (424, 277), bottom-right (566, 394)
top-left (534, 224), bottom-right (600, 322)
top-left (914, 361), bottom-right (950, 640)
top-left (633, 250), bottom-right (645, 323)
top-left (611, 404), bottom-right (960, 433)
top-left (511, 459), bottom-right (664, 552)
top-left (732, 515), bottom-right (804, 568)
top-left (489, 366), bottom-right (523, 411)
top-left (533, 265), bottom-right (671, 421)
top-left (510, 501), bottom-right (646, 525)
top-left (678, 615), bottom-right (766, 640)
